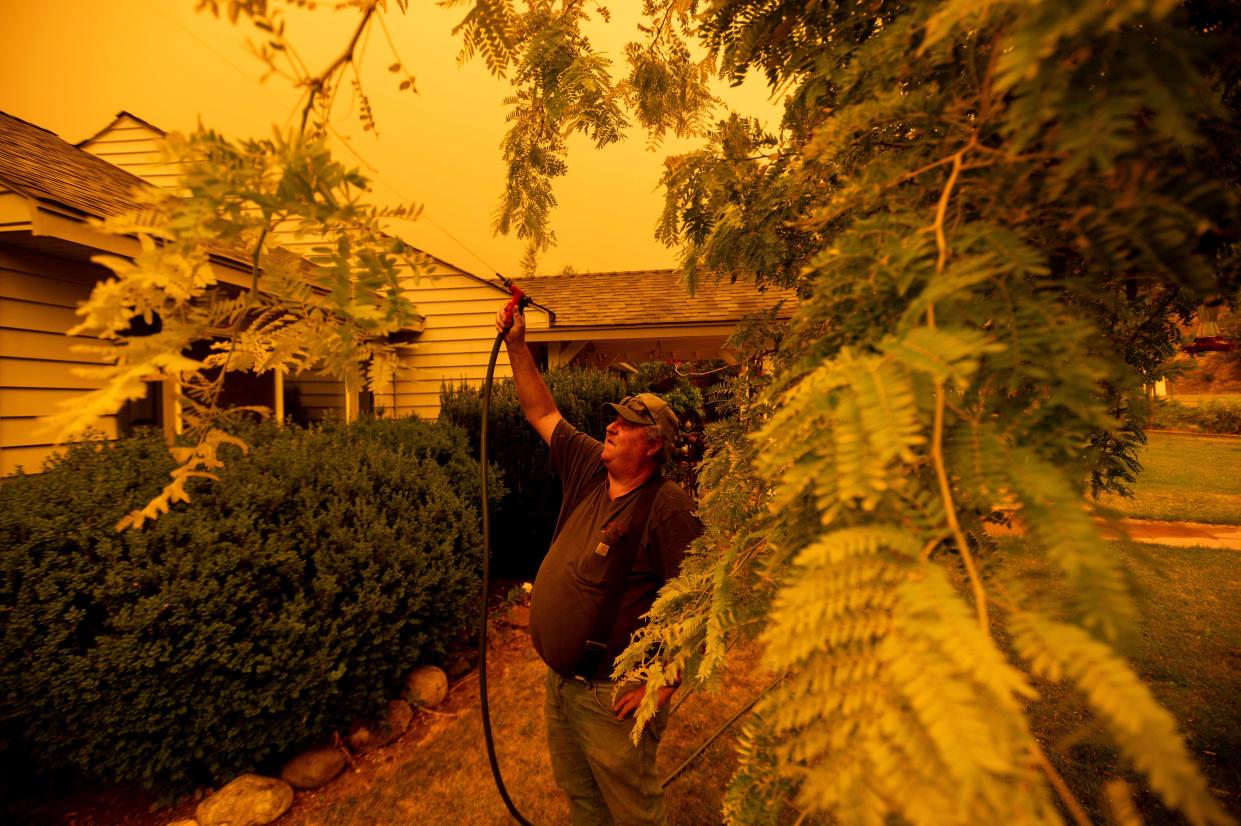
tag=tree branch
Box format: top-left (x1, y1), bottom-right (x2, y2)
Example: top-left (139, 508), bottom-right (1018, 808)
top-left (1032, 741), bottom-right (1094, 826)
top-left (925, 134), bottom-right (991, 631)
top-left (299, 1), bottom-right (380, 136)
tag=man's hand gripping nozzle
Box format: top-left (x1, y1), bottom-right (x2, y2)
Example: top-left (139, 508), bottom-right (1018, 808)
top-left (499, 277), bottom-right (531, 331)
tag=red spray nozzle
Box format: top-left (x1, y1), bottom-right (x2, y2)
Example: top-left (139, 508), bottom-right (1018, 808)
top-left (501, 280), bottom-right (528, 328)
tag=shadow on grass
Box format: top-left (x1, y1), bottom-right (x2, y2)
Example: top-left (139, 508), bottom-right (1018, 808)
top-left (1098, 433), bottom-right (1241, 524)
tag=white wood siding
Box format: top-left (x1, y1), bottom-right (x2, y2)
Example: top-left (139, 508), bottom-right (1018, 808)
top-left (77, 115), bottom-right (182, 189)
top-left (0, 246), bottom-right (115, 474)
top-left (387, 265), bottom-right (549, 420)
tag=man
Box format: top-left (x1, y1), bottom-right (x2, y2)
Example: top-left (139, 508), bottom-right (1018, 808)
top-left (496, 305), bottom-right (702, 825)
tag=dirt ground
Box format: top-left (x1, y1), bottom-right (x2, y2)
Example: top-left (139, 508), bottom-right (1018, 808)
top-left (40, 623), bottom-right (771, 826)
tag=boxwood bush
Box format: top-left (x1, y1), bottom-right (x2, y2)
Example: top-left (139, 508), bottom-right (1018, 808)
top-left (0, 417), bottom-right (491, 793)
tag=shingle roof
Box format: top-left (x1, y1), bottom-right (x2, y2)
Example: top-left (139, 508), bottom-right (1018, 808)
top-left (0, 111), bottom-right (153, 220)
top-left (516, 269), bottom-right (797, 327)
top-left (0, 111), bottom-right (300, 273)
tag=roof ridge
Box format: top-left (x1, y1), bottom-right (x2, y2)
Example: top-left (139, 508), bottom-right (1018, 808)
top-left (527, 267), bottom-right (680, 279)
top-left (75, 110), bottom-right (169, 147)
top-left (0, 110), bottom-right (59, 137)
top-left (113, 110), bottom-right (167, 136)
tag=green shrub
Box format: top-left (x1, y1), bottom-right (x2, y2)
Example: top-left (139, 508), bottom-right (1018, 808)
top-left (1150, 399), bottom-right (1241, 434)
top-left (0, 417), bottom-right (487, 793)
top-left (440, 367), bottom-right (628, 577)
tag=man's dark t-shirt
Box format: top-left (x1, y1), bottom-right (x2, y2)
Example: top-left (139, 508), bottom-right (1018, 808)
top-left (529, 419), bottom-right (702, 681)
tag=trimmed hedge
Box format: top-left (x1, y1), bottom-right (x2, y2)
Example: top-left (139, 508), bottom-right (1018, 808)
top-left (1150, 399), bottom-right (1241, 434)
top-left (0, 417), bottom-right (491, 793)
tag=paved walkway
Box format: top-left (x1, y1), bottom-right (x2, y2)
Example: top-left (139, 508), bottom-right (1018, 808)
top-left (989, 516), bottom-right (1241, 550)
top-left (1109, 518), bottom-right (1241, 550)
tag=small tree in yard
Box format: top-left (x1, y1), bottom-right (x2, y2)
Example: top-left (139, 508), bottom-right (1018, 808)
top-left (44, 1), bottom-right (1240, 823)
top-left (613, 4), bottom-right (1240, 825)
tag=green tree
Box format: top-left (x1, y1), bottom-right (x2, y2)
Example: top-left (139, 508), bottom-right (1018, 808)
top-left (49, 3), bottom-right (425, 528)
top-left (611, 2), bottom-right (1240, 824)
top-left (52, 0), bottom-right (1240, 822)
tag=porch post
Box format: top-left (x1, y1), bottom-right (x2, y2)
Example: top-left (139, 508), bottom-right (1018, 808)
top-left (274, 371), bottom-right (284, 426)
top-left (161, 377), bottom-right (182, 443)
top-left (344, 376), bottom-right (357, 424)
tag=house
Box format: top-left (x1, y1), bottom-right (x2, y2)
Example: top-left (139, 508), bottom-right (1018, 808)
top-left (0, 111), bottom-right (271, 474)
top-left (72, 112), bottom-right (561, 422)
top-left (1, 109), bottom-right (792, 475)
top-left (77, 111), bottom-right (184, 191)
top-left (515, 269), bottom-right (797, 370)
top-left (0, 110), bottom-right (557, 474)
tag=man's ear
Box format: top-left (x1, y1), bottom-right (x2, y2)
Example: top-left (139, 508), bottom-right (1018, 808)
top-left (646, 439), bottom-right (663, 459)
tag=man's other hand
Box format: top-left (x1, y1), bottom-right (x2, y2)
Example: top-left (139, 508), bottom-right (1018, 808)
top-left (612, 684), bottom-right (677, 720)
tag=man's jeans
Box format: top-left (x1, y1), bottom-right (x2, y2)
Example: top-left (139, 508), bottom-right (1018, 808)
top-left (544, 669), bottom-right (670, 825)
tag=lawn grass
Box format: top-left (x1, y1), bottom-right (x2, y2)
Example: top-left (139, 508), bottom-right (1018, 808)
top-left (995, 539), bottom-right (1241, 824)
top-left (1098, 432), bottom-right (1241, 523)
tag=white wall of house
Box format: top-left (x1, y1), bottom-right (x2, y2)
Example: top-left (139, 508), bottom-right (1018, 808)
top-left (0, 246), bottom-right (115, 474)
top-left (385, 263), bottom-right (549, 420)
top-left (77, 113), bottom-right (182, 190)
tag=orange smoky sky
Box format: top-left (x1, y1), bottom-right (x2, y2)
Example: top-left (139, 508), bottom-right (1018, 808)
top-left (0, 0), bottom-right (783, 279)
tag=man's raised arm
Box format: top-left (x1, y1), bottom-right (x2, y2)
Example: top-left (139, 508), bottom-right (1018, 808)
top-left (496, 306), bottom-right (562, 446)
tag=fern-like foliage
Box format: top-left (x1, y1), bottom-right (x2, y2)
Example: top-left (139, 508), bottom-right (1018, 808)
top-left (611, 1), bottom-right (1240, 824)
top-left (657, 113), bottom-right (816, 293)
top-left (618, 1), bottom-right (717, 147)
top-left (46, 128), bottom-right (426, 528)
top-left (490, 2), bottom-right (630, 255)
top-left (1012, 613), bottom-right (1233, 826)
top-left (443, 0), bottom-right (518, 78)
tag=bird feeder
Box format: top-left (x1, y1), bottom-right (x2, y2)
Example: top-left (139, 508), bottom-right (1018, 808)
top-left (1183, 302), bottom-right (1235, 354)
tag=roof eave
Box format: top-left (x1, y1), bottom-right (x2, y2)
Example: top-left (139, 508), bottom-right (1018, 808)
top-left (526, 321), bottom-right (741, 342)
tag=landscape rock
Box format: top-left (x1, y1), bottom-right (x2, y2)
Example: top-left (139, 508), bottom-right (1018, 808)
top-left (195, 774), bottom-right (292, 826)
top-left (347, 699), bottom-right (413, 751)
top-left (405, 664), bottom-right (449, 708)
top-left (280, 744), bottom-right (347, 789)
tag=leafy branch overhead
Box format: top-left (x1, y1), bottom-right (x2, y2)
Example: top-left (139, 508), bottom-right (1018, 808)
top-left (46, 0), bottom-right (1241, 823)
top-left (457, 0), bottom-right (718, 269)
top-left (611, 1), bottom-right (1239, 824)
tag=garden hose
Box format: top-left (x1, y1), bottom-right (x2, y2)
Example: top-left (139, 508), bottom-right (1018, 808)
top-left (478, 287), bottom-right (535, 826)
top-left (474, 284), bottom-right (757, 821)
